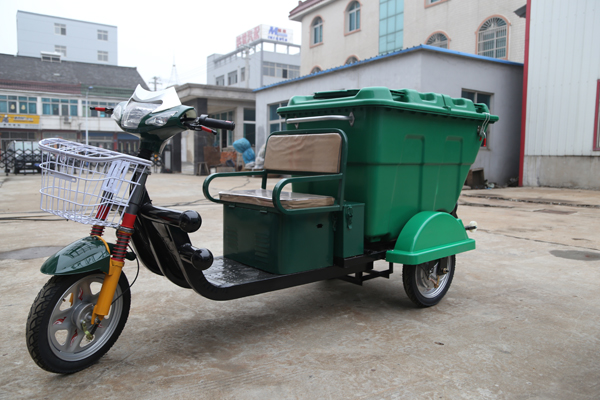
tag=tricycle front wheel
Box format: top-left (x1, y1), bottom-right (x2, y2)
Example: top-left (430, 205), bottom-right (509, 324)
top-left (26, 271), bottom-right (130, 374)
top-left (402, 256), bottom-right (455, 308)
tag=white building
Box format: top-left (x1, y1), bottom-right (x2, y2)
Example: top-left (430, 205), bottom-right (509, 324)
top-left (255, 46), bottom-right (523, 186)
top-left (207, 25), bottom-right (301, 89)
top-left (17, 11), bottom-right (118, 66)
top-left (0, 54), bottom-right (147, 157)
top-left (289, 0), bottom-right (526, 75)
top-left (521, 0), bottom-right (600, 189)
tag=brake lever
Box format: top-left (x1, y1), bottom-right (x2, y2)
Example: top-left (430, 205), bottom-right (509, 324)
top-left (199, 125), bottom-right (217, 135)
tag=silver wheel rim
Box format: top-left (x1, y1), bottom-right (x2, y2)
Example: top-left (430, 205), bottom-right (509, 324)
top-left (47, 273), bottom-right (123, 362)
top-left (415, 257), bottom-right (453, 299)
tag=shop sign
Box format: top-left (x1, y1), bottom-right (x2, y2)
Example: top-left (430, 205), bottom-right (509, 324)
top-left (1, 114), bottom-right (40, 129)
top-left (236, 25), bottom-right (293, 48)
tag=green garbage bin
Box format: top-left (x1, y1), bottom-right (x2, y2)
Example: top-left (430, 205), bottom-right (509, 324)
top-left (277, 87), bottom-right (498, 243)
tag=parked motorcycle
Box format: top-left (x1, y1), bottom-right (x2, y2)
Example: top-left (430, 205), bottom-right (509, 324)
top-left (26, 85), bottom-right (494, 374)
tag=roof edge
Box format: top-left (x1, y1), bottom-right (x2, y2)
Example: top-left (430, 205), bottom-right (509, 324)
top-left (255, 45), bottom-right (523, 92)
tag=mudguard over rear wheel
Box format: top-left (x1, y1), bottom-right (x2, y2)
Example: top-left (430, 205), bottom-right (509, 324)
top-left (26, 271), bottom-right (130, 374)
top-left (402, 255), bottom-right (455, 308)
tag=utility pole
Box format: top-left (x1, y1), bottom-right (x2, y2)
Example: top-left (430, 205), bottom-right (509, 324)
top-left (148, 76), bottom-right (161, 91)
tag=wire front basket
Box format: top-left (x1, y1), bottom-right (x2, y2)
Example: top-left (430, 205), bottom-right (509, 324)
top-left (39, 138), bottom-right (152, 228)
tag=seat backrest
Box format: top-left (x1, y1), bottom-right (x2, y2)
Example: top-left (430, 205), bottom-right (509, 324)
top-left (263, 133), bottom-right (342, 174)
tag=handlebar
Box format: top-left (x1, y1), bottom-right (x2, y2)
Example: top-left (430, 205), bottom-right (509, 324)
top-left (90, 107), bottom-right (114, 115)
top-left (196, 115), bottom-right (235, 131)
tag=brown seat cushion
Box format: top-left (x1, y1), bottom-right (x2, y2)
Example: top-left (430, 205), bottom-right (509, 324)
top-left (219, 189), bottom-right (334, 209)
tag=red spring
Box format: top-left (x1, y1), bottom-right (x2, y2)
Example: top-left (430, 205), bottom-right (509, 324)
top-left (90, 225), bottom-right (105, 237)
top-left (111, 230), bottom-right (132, 263)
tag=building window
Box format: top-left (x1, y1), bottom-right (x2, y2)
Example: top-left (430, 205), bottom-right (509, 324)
top-left (347, 2), bottom-right (361, 33)
top-left (310, 66), bottom-right (322, 74)
top-left (227, 71), bottom-right (238, 85)
top-left (426, 32), bottom-right (449, 49)
top-left (0, 96), bottom-right (35, 114)
top-left (215, 75), bottom-right (225, 86)
top-left (462, 90), bottom-right (492, 147)
top-left (240, 67), bottom-right (246, 82)
top-left (379, 0), bottom-right (404, 54)
top-left (345, 56), bottom-right (359, 64)
top-left (98, 30), bottom-right (108, 41)
top-left (262, 62), bottom-right (300, 79)
top-left (210, 111), bottom-right (234, 149)
top-left (55, 45), bottom-right (67, 57)
top-left (0, 95), bottom-right (18, 113)
top-left (98, 51), bottom-right (109, 62)
top-left (269, 101), bottom-right (288, 133)
top-left (54, 23), bottom-right (66, 35)
top-left (478, 17), bottom-right (508, 59)
top-left (312, 17), bottom-right (323, 45)
top-left (243, 108), bottom-right (256, 146)
top-left (17, 97), bottom-right (37, 114)
top-left (42, 98), bottom-right (79, 116)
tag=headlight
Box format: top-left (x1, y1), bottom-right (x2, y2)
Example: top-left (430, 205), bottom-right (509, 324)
top-left (145, 110), bottom-right (178, 126)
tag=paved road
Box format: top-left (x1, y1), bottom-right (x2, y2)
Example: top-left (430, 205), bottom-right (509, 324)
top-left (0, 173), bottom-right (598, 399)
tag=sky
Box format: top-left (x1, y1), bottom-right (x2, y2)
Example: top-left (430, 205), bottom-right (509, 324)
top-left (0, 0), bottom-right (303, 88)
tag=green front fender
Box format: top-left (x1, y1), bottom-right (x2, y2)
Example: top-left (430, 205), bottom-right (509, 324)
top-left (386, 211), bottom-right (475, 265)
top-left (41, 236), bottom-right (111, 275)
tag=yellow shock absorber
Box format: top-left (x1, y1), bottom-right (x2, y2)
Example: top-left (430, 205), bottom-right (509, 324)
top-left (91, 259), bottom-right (125, 323)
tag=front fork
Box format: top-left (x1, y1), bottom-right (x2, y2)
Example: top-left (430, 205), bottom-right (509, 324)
top-left (87, 170), bottom-right (148, 332)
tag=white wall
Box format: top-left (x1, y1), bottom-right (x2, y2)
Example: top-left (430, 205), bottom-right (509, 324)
top-left (17, 11), bottom-right (118, 65)
top-left (523, 0), bottom-right (600, 188)
top-left (404, 0), bottom-right (525, 63)
top-left (296, 0), bottom-right (380, 75)
top-left (292, 0), bottom-right (525, 76)
top-left (255, 48), bottom-right (523, 185)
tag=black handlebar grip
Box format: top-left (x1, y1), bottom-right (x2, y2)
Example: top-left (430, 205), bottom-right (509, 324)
top-left (197, 115), bottom-right (235, 130)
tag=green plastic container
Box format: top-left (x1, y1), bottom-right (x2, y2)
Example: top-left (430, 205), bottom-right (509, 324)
top-left (277, 87), bottom-right (498, 243)
top-left (223, 204), bottom-right (333, 274)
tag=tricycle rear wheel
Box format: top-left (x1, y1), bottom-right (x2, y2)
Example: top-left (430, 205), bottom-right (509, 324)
top-left (402, 256), bottom-right (455, 308)
top-left (26, 271), bottom-right (130, 374)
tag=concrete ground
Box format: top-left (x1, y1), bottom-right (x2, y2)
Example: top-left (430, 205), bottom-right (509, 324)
top-left (0, 172), bottom-right (599, 399)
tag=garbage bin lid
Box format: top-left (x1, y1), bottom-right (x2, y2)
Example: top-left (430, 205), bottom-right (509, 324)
top-left (278, 87), bottom-right (499, 122)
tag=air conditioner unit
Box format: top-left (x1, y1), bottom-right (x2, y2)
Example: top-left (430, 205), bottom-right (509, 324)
top-left (63, 116), bottom-right (72, 123)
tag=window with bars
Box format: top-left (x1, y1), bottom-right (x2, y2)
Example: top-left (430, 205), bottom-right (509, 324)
top-left (54, 23), bottom-right (66, 35)
top-left (461, 90), bottom-right (492, 147)
top-left (347, 2), bottom-right (361, 33)
top-left (477, 17), bottom-right (508, 59)
top-left (426, 33), bottom-right (449, 49)
top-left (312, 17), bottom-right (323, 45)
top-left (310, 66), bottom-right (322, 74)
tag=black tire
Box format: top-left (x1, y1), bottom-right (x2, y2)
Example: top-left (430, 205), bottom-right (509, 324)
top-left (14, 168), bottom-right (19, 175)
top-left (26, 271), bottom-right (130, 374)
top-left (402, 255), bottom-right (455, 308)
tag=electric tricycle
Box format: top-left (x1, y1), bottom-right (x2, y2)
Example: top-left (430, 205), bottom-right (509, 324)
top-left (26, 85), bottom-right (497, 374)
